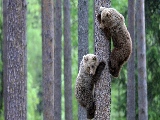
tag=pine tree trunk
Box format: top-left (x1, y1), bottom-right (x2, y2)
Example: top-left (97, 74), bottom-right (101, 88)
top-left (127, 0), bottom-right (136, 120)
top-left (94, 0), bottom-right (111, 119)
top-left (63, 0), bottom-right (73, 120)
top-left (0, 0), bottom-right (3, 111)
top-left (42, 0), bottom-right (54, 119)
top-left (136, 0), bottom-right (148, 119)
top-left (54, 0), bottom-right (62, 120)
top-left (78, 0), bottom-right (88, 119)
top-left (3, 0), bottom-right (27, 119)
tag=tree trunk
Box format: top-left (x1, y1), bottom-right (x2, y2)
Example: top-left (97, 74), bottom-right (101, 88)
top-left (63, 0), bottom-right (73, 120)
top-left (136, 0), bottom-right (148, 120)
top-left (3, 0), bottom-right (27, 119)
top-left (94, 0), bottom-right (111, 119)
top-left (54, 0), bottom-right (62, 120)
top-left (0, 0), bottom-right (3, 113)
top-left (127, 0), bottom-right (136, 120)
top-left (78, 0), bottom-right (88, 119)
top-left (42, 0), bottom-right (54, 119)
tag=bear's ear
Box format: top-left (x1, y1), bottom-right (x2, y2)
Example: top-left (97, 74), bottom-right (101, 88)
top-left (83, 55), bottom-right (88, 62)
top-left (99, 6), bottom-right (105, 12)
top-left (92, 56), bottom-right (97, 61)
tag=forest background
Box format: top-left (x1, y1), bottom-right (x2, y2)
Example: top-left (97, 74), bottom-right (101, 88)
top-left (0, 0), bottom-right (160, 120)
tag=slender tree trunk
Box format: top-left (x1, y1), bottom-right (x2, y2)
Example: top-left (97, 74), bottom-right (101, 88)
top-left (3, 0), bottom-right (27, 119)
top-left (63, 0), bottom-right (73, 120)
top-left (42, 0), bottom-right (54, 119)
top-left (54, 0), bottom-right (62, 120)
top-left (78, 0), bottom-right (88, 119)
top-left (136, 0), bottom-right (148, 120)
top-left (127, 0), bottom-right (136, 120)
top-left (0, 0), bottom-right (3, 112)
top-left (94, 0), bottom-right (111, 119)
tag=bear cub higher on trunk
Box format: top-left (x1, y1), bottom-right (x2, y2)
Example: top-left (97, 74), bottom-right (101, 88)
top-left (97, 7), bottom-right (132, 77)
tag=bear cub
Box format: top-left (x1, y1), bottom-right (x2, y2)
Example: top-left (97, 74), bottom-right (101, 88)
top-left (75, 54), bottom-right (105, 119)
top-left (97, 7), bottom-right (132, 77)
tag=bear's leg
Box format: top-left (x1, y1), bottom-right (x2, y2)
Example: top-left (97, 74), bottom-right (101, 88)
top-left (109, 59), bottom-right (120, 77)
top-left (75, 85), bottom-right (87, 107)
top-left (86, 95), bottom-right (95, 119)
top-left (87, 101), bottom-right (95, 119)
top-left (109, 48), bottom-right (124, 77)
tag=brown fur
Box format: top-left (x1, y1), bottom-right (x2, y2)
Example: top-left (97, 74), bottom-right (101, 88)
top-left (75, 54), bottom-right (105, 119)
top-left (97, 7), bottom-right (132, 77)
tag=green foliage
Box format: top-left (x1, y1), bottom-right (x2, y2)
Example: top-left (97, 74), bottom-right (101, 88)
top-left (146, 32), bottom-right (160, 120)
top-left (70, 1), bottom-right (78, 119)
top-left (27, 0), bottom-right (42, 119)
top-left (145, 0), bottom-right (160, 44)
top-left (145, 1), bottom-right (160, 119)
top-left (112, 0), bottom-right (128, 14)
top-left (111, 66), bottom-right (128, 120)
top-left (88, 0), bottom-right (94, 53)
top-left (27, 73), bottom-right (41, 120)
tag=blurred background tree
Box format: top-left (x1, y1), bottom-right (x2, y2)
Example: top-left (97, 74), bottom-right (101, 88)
top-left (0, 0), bottom-right (3, 119)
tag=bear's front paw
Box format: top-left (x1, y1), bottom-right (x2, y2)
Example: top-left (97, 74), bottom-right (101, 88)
top-left (109, 67), bottom-right (120, 77)
top-left (109, 68), bottom-right (116, 77)
top-left (98, 61), bottom-right (106, 70)
top-left (93, 61), bottom-right (106, 82)
top-left (109, 61), bottom-right (120, 77)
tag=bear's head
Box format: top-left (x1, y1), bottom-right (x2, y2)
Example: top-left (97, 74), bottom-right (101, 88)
top-left (83, 54), bottom-right (99, 76)
top-left (97, 7), bottom-right (125, 29)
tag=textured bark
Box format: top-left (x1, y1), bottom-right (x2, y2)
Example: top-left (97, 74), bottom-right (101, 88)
top-left (3, 0), bottom-right (27, 119)
top-left (136, 0), bottom-right (148, 120)
top-left (42, 0), bottom-right (54, 119)
top-left (94, 0), bottom-right (111, 119)
top-left (54, 0), bottom-right (62, 120)
top-left (127, 0), bottom-right (136, 120)
top-left (78, 0), bottom-right (88, 119)
top-left (63, 0), bottom-right (73, 120)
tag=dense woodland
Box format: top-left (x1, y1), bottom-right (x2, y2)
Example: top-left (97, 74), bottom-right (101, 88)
top-left (0, 0), bottom-right (160, 120)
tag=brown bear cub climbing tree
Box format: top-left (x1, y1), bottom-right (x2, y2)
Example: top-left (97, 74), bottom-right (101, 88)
top-left (97, 7), bottom-right (132, 77)
top-left (75, 54), bottom-right (105, 119)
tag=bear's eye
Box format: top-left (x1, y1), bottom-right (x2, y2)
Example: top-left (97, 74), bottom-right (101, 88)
top-left (102, 20), bottom-right (105, 23)
top-left (91, 66), bottom-right (94, 69)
